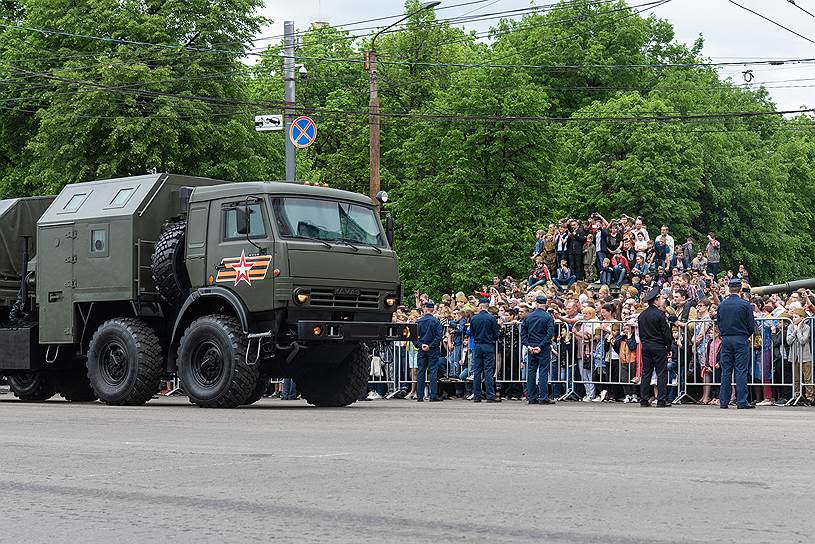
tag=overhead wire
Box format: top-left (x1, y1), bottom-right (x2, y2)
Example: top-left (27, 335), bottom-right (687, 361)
top-left (727, 0), bottom-right (815, 45)
top-left (2, 59), bottom-right (809, 124)
top-left (785, 0), bottom-right (815, 19)
top-left (1, 0), bottom-right (812, 132)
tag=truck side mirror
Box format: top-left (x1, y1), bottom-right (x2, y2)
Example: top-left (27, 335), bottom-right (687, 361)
top-left (235, 205), bottom-right (249, 235)
top-left (385, 212), bottom-right (394, 247)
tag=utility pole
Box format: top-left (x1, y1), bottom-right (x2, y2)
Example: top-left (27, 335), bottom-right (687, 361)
top-left (366, 2), bottom-right (440, 203)
top-left (284, 20), bottom-right (296, 182)
top-left (367, 50), bottom-right (380, 203)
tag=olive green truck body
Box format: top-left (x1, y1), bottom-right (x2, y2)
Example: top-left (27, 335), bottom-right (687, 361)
top-left (0, 174), bottom-right (411, 407)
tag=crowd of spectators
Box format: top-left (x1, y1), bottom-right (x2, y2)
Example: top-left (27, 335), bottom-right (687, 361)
top-left (374, 214), bottom-right (815, 406)
top-left (529, 213), bottom-right (723, 290)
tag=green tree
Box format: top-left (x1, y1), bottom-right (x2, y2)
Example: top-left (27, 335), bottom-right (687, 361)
top-left (392, 64), bottom-right (554, 295)
top-left (0, 0), bottom-right (277, 196)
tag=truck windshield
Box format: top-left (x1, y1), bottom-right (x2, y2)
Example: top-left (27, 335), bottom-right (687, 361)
top-left (271, 197), bottom-right (386, 247)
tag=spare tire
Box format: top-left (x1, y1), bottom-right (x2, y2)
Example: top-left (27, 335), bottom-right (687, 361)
top-left (151, 221), bottom-right (190, 307)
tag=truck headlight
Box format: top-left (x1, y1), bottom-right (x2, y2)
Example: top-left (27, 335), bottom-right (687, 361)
top-left (384, 294), bottom-right (397, 307)
top-left (294, 289), bottom-right (310, 304)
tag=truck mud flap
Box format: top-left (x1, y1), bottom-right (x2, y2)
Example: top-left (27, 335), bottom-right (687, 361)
top-left (0, 325), bottom-right (43, 371)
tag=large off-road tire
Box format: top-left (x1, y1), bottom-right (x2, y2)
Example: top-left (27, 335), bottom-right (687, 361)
top-left (86, 318), bottom-right (163, 406)
top-left (177, 315), bottom-right (259, 408)
top-left (151, 221), bottom-right (190, 308)
top-left (7, 371), bottom-right (56, 401)
top-left (243, 374), bottom-right (270, 406)
top-left (297, 343), bottom-right (368, 407)
top-left (53, 358), bottom-right (98, 402)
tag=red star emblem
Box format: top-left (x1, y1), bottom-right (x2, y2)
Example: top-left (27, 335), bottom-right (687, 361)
top-left (228, 250), bottom-right (255, 286)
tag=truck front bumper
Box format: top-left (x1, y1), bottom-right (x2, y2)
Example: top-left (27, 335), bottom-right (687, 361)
top-left (297, 321), bottom-right (416, 342)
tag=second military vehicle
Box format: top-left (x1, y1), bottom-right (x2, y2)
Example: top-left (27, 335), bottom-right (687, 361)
top-left (0, 174), bottom-right (412, 407)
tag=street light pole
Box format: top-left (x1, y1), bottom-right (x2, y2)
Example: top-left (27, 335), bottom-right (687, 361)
top-left (367, 1), bottom-right (440, 203)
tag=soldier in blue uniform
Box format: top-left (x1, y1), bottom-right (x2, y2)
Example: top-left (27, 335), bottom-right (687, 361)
top-left (717, 278), bottom-right (757, 409)
top-left (414, 300), bottom-right (444, 402)
top-left (470, 297), bottom-right (501, 403)
top-left (521, 295), bottom-right (556, 405)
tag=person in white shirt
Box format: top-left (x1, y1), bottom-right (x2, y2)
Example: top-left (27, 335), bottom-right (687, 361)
top-left (631, 217), bottom-right (650, 241)
top-left (657, 225), bottom-right (675, 265)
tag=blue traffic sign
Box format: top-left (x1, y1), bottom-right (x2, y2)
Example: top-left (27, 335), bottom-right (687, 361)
top-left (290, 116), bottom-right (317, 149)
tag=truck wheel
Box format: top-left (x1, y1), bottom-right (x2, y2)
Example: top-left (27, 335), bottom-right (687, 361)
top-left (298, 343), bottom-right (368, 407)
top-left (151, 221), bottom-right (190, 308)
top-left (7, 371), bottom-right (56, 401)
top-left (53, 359), bottom-right (98, 402)
top-left (243, 374), bottom-right (270, 406)
top-left (177, 315), bottom-right (259, 408)
top-left (86, 318), bottom-right (163, 406)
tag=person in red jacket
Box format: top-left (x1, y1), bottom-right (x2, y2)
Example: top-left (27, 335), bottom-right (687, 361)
top-left (611, 253), bottom-right (630, 287)
top-left (527, 258), bottom-right (551, 291)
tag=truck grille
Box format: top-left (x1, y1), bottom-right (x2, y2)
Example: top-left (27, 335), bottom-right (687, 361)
top-left (309, 288), bottom-right (380, 309)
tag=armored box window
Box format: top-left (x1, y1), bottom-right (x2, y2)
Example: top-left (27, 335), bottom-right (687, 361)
top-left (223, 203), bottom-right (266, 241)
top-left (61, 192), bottom-right (88, 213)
top-left (89, 224), bottom-right (109, 257)
top-left (108, 187), bottom-right (135, 208)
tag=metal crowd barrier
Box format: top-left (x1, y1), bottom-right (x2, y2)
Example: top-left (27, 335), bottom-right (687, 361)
top-left (565, 320), bottom-right (643, 401)
top-left (385, 322), bottom-right (570, 399)
top-left (788, 315), bottom-right (814, 406)
top-left (373, 315), bottom-right (812, 404)
top-left (673, 317), bottom-right (795, 405)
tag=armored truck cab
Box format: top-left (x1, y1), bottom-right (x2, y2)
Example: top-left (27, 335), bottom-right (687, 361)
top-left (0, 173), bottom-right (411, 407)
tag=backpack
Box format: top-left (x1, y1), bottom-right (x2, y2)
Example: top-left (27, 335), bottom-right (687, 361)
top-left (619, 340), bottom-right (637, 364)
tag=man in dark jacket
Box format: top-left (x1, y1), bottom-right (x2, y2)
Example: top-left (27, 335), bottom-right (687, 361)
top-left (521, 295), bottom-right (555, 404)
top-left (591, 216), bottom-right (610, 278)
top-left (567, 220), bottom-right (587, 280)
top-left (414, 301), bottom-right (444, 402)
top-left (638, 287), bottom-right (673, 407)
top-left (470, 297), bottom-right (501, 403)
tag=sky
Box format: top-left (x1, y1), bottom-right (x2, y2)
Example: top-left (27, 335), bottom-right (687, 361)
top-left (255, 0), bottom-right (815, 111)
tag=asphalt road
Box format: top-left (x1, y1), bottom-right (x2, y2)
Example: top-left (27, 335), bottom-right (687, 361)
top-left (1, 394), bottom-right (813, 544)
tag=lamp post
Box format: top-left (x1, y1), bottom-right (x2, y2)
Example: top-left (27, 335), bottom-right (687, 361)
top-left (366, 1), bottom-right (441, 204)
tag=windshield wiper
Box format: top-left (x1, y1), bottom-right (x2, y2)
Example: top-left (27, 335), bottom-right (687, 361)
top-left (349, 240), bottom-right (383, 254)
top-left (289, 234), bottom-right (332, 249)
top-left (334, 238), bottom-right (359, 252)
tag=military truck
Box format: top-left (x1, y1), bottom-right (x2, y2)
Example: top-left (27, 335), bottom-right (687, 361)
top-left (0, 174), bottom-right (412, 407)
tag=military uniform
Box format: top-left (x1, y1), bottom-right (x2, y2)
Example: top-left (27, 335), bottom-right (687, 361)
top-left (470, 299), bottom-right (501, 402)
top-left (414, 302), bottom-right (444, 402)
top-left (716, 280), bottom-right (757, 408)
top-left (521, 296), bottom-right (555, 404)
top-left (638, 287), bottom-right (673, 406)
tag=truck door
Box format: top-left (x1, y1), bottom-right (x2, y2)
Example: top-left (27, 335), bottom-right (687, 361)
top-left (38, 224), bottom-right (75, 343)
top-left (209, 199), bottom-right (273, 312)
top-left (185, 203), bottom-right (209, 287)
